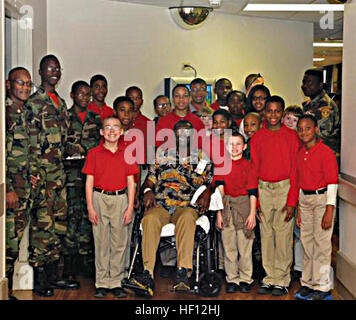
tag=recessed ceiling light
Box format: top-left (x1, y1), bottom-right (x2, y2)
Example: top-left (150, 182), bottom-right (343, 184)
top-left (313, 42), bottom-right (344, 47)
top-left (243, 4), bottom-right (344, 12)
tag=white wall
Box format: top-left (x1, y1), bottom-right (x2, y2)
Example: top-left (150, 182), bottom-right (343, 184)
top-left (337, 1), bottom-right (356, 299)
top-left (47, 0), bottom-right (313, 119)
top-left (25, 0), bottom-right (47, 86)
top-left (341, 1), bottom-right (356, 178)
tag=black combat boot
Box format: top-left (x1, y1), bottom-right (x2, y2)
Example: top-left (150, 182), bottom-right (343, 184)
top-left (33, 266), bottom-right (54, 297)
top-left (62, 255), bottom-right (80, 290)
top-left (46, 261), bottom-right (69, 290)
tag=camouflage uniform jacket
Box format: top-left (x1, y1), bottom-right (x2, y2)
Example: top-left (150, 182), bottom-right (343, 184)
top-left (64, 107), bottom-right (101, 187)
top-left (6, 97), bottom-right (31, 198)
top-left (65, 107), bottom-right (101, 157)
top-left (303, 90), bottom-right (340, 153)
top-left (26, 86), bottom-right (73, 188)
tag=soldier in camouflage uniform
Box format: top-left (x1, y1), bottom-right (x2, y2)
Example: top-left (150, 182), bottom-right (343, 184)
top-left (301, 69), bottom-right (341, 167)
top-left (5, 67), bottom-right (33, 300)
top-left (62, 81), bottom-right (101, 283)
top-left (26, 55), bottom-right (80, 296)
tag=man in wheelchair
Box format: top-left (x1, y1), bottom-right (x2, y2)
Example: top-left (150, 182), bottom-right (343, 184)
top-left (129, 120), bottom-right (214, 296)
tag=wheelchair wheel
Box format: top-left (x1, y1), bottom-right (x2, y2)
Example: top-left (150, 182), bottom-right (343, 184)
top-left (199, 272), bottom-right (222, 297)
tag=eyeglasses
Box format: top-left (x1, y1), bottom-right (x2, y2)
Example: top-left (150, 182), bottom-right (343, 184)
top-left (46, 67), bottom-right (63, 73)
top-left (103, 125), bottom-right (121, 131)
top-left (156, 103), bottom-right (171, 109)
top-left (252, 96), bottom-right (267, 102)
top-left (11, 80), bottom-right (34, 88)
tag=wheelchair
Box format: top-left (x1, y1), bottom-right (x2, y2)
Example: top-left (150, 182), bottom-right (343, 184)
top-left (121, 203), bottom-right (223, 298)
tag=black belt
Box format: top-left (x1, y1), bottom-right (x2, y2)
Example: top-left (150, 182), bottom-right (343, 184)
top-left (94, 187), bottom-right (127, 196)
top-left (302, 187), bottom-right (327, 195)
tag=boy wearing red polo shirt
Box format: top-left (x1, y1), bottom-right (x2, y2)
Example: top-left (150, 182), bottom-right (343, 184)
top-left (82, 116), bottom-right (138, 298)
top-left (215, 131), bottom-right (258, 294)
top-left (294, 115), bottom-right (338, 301)
top-left (125, 86), bottom-right (152, 171)
top-left (210, 78), bottom-right (233, 111)
top-left (156, 84), bottom-right (205, 149)
top-left (88, 74), bottom-right (115, 121)
top-left (250, 96), bottom-right (300, 296)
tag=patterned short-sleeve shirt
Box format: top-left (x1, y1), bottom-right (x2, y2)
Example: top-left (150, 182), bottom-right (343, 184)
top-left (147, 148), bottom-right (213, 214)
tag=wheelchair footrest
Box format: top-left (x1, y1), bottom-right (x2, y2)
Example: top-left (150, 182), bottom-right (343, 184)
top-left (121, 277), bottom-right (154, 297)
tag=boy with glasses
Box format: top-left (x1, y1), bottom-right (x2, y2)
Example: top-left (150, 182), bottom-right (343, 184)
top-left (83, 116), bottom-right (138, 298)
top-left (153, 95), bottom-right (172, 125)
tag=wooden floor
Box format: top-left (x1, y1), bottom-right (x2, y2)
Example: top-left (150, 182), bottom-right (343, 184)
top-left (12, 234), bottom-right (340, 301)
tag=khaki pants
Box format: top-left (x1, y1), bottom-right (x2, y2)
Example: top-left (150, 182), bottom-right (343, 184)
top-left (142, 206), bottom-right (198, 277)
top-left (92, 191), bottom-right (130, 289)
top-left (221, 196), bottom-right (254, 285)
top-left (299, 192), bottom-right (334, 292)
top-left (259, 179), bottom-right (293, 287)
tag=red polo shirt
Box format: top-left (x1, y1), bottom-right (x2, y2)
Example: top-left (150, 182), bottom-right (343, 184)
top-left (202, 134), bottom-right (227, 166)
top-left (294, 139), bottom-right (338, 194)
top-left (250, 124), bottom-right (301, 206)
top-left (82, 143), bottom-right (139, 191)
top-left (214, 157), bottom-right (258, 197)
top-left (210, 101), bottom-right (221, 111)
top-left (155, 110), bottom-right (205, 148)
top-left (88, 102), bottom-right (115, 122)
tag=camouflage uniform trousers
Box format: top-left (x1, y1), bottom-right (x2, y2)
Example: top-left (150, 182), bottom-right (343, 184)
top-left (6, 195), bottom-right (31, 276)
top-left (62, 169), bottom-right (94, 257)
top-left (29, 180), bottom-right (68, 267)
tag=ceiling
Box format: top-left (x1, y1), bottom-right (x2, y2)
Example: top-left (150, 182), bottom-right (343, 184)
top-left (112, 0), bottom-right (345, 66)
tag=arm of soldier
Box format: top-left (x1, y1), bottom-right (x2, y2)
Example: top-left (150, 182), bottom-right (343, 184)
top-left (5, 161), bottom-right (19, 209)
top-left (85, 175), bottom-right (99, 226)
top-left (27, 104), bottom-right (42, 186)
top-left (5, 130), bottom-right (19, 208)
top-left (123, 175), bottom-right (135, 226)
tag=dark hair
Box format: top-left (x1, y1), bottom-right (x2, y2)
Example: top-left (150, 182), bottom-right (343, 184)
top-left (284, 105), bottom-right (303, 118)
top-left (39, 54), bottom-right (60, 70)
top-left (215, 78), bottom-right (232, 89)
top-left (173, 120), bottom-right (193, 132)
top-left (71, 80), bottom-right (90, 94)
top-left (304, 68), bottom-right (323, 83)
top-left (226, 90), bottom-right (246, 104)
top-left (246, 84), bottom-right (271, 113)
top-left (190, 78), bottom-right (207, 87)
top-left (172, 84), bottom-right (190, 97)
top-left (297, 114), bottom-right (318, 128)
top-left (231, 129), bottom-right (246, 144)
top-left (213, 109), bottom-right (232, 122)
top-left (153, 95), bottom-right (170, 108)
top-left (90, 74), bottom-right (108, 87)
top-left (265, 95), bottom-right (285, 111)
top-left (113, 96), bottom-right (135, 111)
top-left (8, 67), bottom-right (30, 80)
top-left (125, 86), bottom-right (143, 97)
top-left (245, 73), bottom-right (262, 90)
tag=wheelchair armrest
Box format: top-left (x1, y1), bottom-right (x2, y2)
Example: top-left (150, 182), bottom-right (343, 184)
top-left (196, 215), bottom-right (210, 234)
